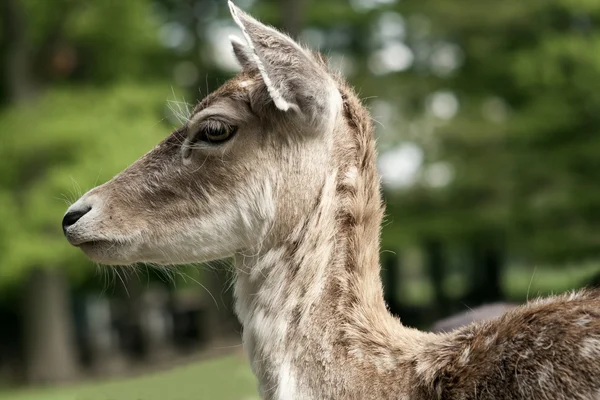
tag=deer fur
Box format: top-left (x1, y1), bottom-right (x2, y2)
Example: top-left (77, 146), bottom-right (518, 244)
top-left (63, 3), bottom-right (600, 399)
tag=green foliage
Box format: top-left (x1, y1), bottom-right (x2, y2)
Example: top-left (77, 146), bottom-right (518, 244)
top-left (382, 0), bottom-right (600, 261)
top-left (0, 83), bottom-right (180, 282)
top-left (20, 0), bottom-right (166, 83)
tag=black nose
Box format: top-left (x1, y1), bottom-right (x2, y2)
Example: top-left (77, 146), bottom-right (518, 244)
top-left (62, 207), bottom-right (91, 235)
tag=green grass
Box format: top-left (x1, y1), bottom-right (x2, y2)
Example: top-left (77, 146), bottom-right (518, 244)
top-left (0, 356), bottom-right (258, 400)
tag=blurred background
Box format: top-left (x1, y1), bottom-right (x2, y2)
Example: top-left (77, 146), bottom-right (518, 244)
top-left (1, 0), bottom-right (600, 399)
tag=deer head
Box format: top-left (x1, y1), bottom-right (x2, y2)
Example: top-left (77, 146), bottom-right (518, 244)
top-left (62, 2), bottom-right (343, 266)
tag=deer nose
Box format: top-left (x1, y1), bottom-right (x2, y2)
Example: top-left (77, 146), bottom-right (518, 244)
top-left (62, 206), bottom-right (92, 235)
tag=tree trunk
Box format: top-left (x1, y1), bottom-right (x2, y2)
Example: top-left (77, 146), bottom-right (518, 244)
top-left (481, 243), bottom-right (504, 300)
top-left (381, 251), bottom-right (401, 317)
top-left (0, 0), bottom-right (37, 103)
top-left (282, 0), bottom-right (306, 38)
top-left (139, 284), bottom-right (173, 361)
top-left (203, 267), bottom-right (237, 342)
top-left (466, 233), bottom-right (505, 304)
top-left (424, 239), bottom-right (449, 317)
top-left (112, 272), bottom-right (146, 361)
top-left (23, 268), bottom-right (79, 384)
top-left (84, 296), bottom-right (128, 377)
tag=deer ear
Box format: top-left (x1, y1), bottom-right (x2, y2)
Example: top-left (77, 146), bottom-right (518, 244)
top-left (228, 1), bottom-right (337, 123)
top-left (230, 35), bottom-right (256, 71)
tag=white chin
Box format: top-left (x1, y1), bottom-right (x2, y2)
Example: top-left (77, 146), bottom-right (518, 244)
top-left (77, 241), bottom-right (136, 266)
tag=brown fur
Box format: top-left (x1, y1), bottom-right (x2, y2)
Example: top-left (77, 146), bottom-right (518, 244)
top-left (416, 291), bottom-right (600, 399)
top-left (63, 3), bottom-right (600, 399)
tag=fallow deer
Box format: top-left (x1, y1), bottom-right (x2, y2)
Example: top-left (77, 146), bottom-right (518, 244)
top-left (63, 3), bottom-right (600, 399)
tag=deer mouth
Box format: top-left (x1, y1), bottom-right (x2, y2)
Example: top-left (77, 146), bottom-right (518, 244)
top-left (76, 239), bottom-right (112, 249)
top-left (65, 230), bottom-right (113, 248)
top-left (78, 240), bottom-right (137, 265)
top-left (67, 236), bottom-right (132, 265)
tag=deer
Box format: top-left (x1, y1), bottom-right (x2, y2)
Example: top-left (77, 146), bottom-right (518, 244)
top-left (62, 3), bottom-right (600, 399)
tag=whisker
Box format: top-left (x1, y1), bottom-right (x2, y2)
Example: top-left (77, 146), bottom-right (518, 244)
top-left (176, 268), bottom-right (220, 311)
top-left (115, 268), bottom-right (130, 298)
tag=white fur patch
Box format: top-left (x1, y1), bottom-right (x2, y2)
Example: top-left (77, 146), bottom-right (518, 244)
top-left (579, 337), bottom-right (600, 359)
top-left (536, 361), bottom-right (554, 388)
top-left (458, 346), bottom-right (471, 366)
top-left (276, 360), bottom-right (298, 400)
top-left (375, 351), bottom-right (398, 373)
top-left (484, 333), bottom-right (498, 347)
top-left (343, 166), bottom-right (359, 186)
top-left (576, 316), bottom-right (592, 327)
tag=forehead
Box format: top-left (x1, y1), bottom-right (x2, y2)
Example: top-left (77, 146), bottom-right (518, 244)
top-left (192, 71), bottom-right (257, 116)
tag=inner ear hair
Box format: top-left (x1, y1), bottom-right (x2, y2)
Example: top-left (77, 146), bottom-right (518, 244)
top-left (230, 35), bottom-right (256, 72)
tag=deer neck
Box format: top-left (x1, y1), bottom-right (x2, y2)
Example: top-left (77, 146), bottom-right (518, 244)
top-left (233, 86), bottom-right (428, 399)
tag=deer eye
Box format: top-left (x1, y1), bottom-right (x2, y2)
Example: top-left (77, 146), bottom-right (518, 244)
top-left (193, 120), bottom-right (237, 145)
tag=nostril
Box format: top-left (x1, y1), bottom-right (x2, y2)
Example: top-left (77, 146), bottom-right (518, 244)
top-left (62, 206), bottom-right (92, 234)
